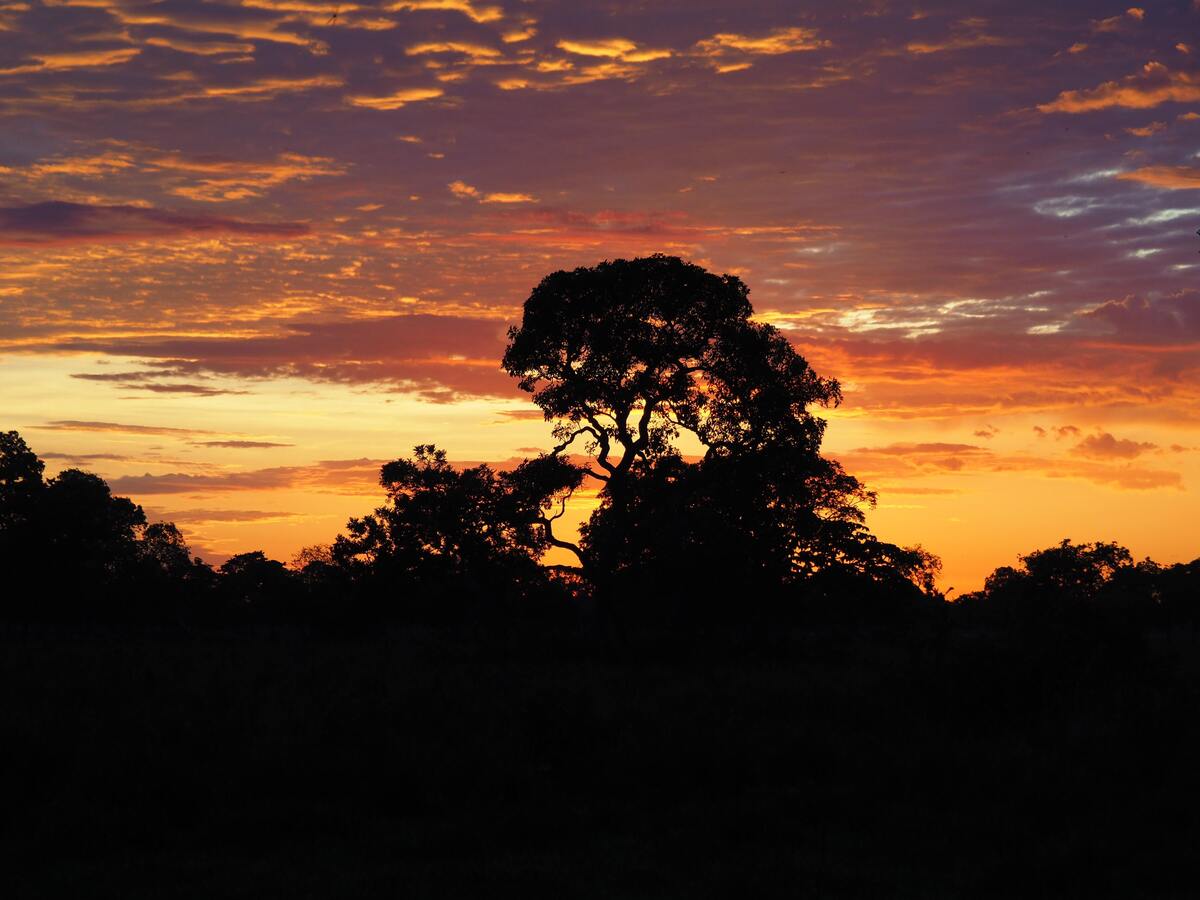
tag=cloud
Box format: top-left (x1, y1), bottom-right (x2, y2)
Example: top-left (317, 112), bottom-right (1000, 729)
top-left (0, 202), bottom-right (309, 246)
top-left (691, 26), bottom-right (828, 73)
top-left (557, 38), bottom-right (671, 63)
top-left (851, 441), bottom-right (989, 455)
top-left (345, 86), bottom-right (444, 109)
top-left (3, 146), bottom-right (347, 203)
top-left (448, 180), bottom-right (536, 203)
top-left (406, 40), bottom-right (501, 59)
top-left (69, 371), bottom-right (169, 382)
top-left (34, 420), bottom-right (213, 436)
top-left (387, 0), bottom-right (502, 23)
top-left (120, 382), bottom-right (249, 396)
top-left (1092, 7), bottom-right (1145, 33)
top-left (192, 440), bottom-right (294, 449)
top-left (1124, 121), bottom-right (1166, 137)
top-left (906, 30), bottom-right (1013, 55)
top-left (201, 74), bottom-right (344, 100)
top-left (1039, 62), bottom-right (1200, 113)
top-left (695, 27), bottom-right (828, 57)
top-left (41, 451), bottom-right (132, 462)
top-left (496, 409), bottom-right (547, 421)
top-left (107, 458), bottom-right (384, 495)
top-left (1054, 465), bottom-right (1181, 490)
top-left (52, 314), bottom-right (519, 400)
top-left (481, 192), bottom-right (536, 204)
top-left (1079, 292), bottom-right (1200, 343)
top-left (846, 441), bottom-right (991, 471)
top-left (0, 46), bottom-right (140, 75)
top-left (70, 371), bottom-right (249, 396)
top-left (19, 151), bottom-right (137, 178)
top-left (149, 151), bottom-right (348, 202)
top-left (90, 1), bottom-right (325, 51)
top-left (144, 508), bottom-right (301, 524)
top-left (448, 180), bottom-right (480, 199)
top-left (194, 74), bottom-right (343, 100)
top-left (840, 439), bottom-right (1182, 490)
top-left (1117, 166), bottom-right (1200, 190)
top-left (878, 486), bottom-right (962, 496)
top-left (1072, 432), bottom-right (1158, 460)
top-left (144, 36), bottom-right (256, 56)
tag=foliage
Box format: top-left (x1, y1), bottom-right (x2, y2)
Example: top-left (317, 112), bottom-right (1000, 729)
top-left (1, 261), bottom-right (1195, 637)
top-left (502, 255), bottom-right (934, 617)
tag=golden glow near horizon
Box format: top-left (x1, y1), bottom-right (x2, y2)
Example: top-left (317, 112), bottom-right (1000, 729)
top-left (2, 1), bottom-right (1199, 588)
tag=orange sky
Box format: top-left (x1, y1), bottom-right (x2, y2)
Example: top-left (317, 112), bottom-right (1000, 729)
top-left (2, 1), bottom-right (1199, 589)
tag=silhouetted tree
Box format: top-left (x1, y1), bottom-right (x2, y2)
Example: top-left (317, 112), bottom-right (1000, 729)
top-left (332, 445), bottom-right (580, 623)
top-left (956, 539), bottom-right (1173, 649)
top-left (501, 255), bottom-right (933, 625)
top-left (1, 431), bottom-right (215, 622)
top-left (0, 430), bottom-right (44, 528)
top-left (1, 431), bottom-right (47, 617)
top-left (218, 551), bottom-right (294, 617)
top-left (138, 521), bottom-right (197, 580)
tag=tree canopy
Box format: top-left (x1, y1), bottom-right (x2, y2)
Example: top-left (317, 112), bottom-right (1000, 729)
top-left (501, 255), bottom-right (938, 616)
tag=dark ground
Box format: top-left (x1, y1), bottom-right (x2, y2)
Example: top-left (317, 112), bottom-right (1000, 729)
top-left (3, 624), bottom-right (1199, 899)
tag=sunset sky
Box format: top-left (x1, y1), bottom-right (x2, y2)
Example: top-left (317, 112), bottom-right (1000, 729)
top-left (2, 0), bottom-right (1198, 589)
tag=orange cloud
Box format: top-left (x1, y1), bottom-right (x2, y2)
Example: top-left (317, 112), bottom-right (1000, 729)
top-left (1072, 432), bottom-right (1157, 460)
top-left (192, 440), bottom-right (293, 449)
top-left (345, 86), bottom-right (444, 109)
top-left (142, 508), bottom-right (301, 524)
top-left (150, 151), bottom-right (348, 202)
top-left (1124, 121), bottom-right (1166, 137)
top-left (5, 146), bottom-right (346, 203)
top-left (406, 40), bottom-right (501, 59)
top-left (387, 0), bottom-right (502, 23)
top-left (1092, 7), bottom-right (1145, 32)
top-left (557, 37), bottom-right (671, 63)
top-left (696, 27), bottom-right (828, 57)
top-left (203, 74), bottom-right (343, 99)
top-left (448, 181), bottom-right (536, 203)
top-left (1040, 62), bottom-right (1200, 112)
top-left (0, 46), bottom-right (139, 75)
top-left (839, 440), bottom-right (1181, 491)
top-left (1117, 165), bottom-right (1200, 189)
top-left (104, 4), bottom-right (320, 50)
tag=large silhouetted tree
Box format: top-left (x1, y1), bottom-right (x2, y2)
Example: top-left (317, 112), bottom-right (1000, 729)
top-left (501, 255), bottom-right (936, 621)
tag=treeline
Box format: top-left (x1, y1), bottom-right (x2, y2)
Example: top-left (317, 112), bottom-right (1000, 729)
top-left (0, 431), bottom-right (929, 630)
top-left (3, 429), bottom-right (1198, 640)
top-left (4, 256), bottom-right (1196, 642)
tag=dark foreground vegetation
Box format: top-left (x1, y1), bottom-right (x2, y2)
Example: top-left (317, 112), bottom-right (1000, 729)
top-left (3, 257), bottom-right (1199, 896)
top-left (5, 620), bottom-right (1200, 898)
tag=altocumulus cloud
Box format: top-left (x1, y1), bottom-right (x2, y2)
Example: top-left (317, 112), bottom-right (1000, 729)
top-left (0, 202), bottom-right (309, 246)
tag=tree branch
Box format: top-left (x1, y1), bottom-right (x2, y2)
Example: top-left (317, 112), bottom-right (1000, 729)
top-left (551, 426), bottom-right (599, 456)
top-left (535, 516), bottom-right (586, 567)
top-left (580, 406), bottom-right (617, 475)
